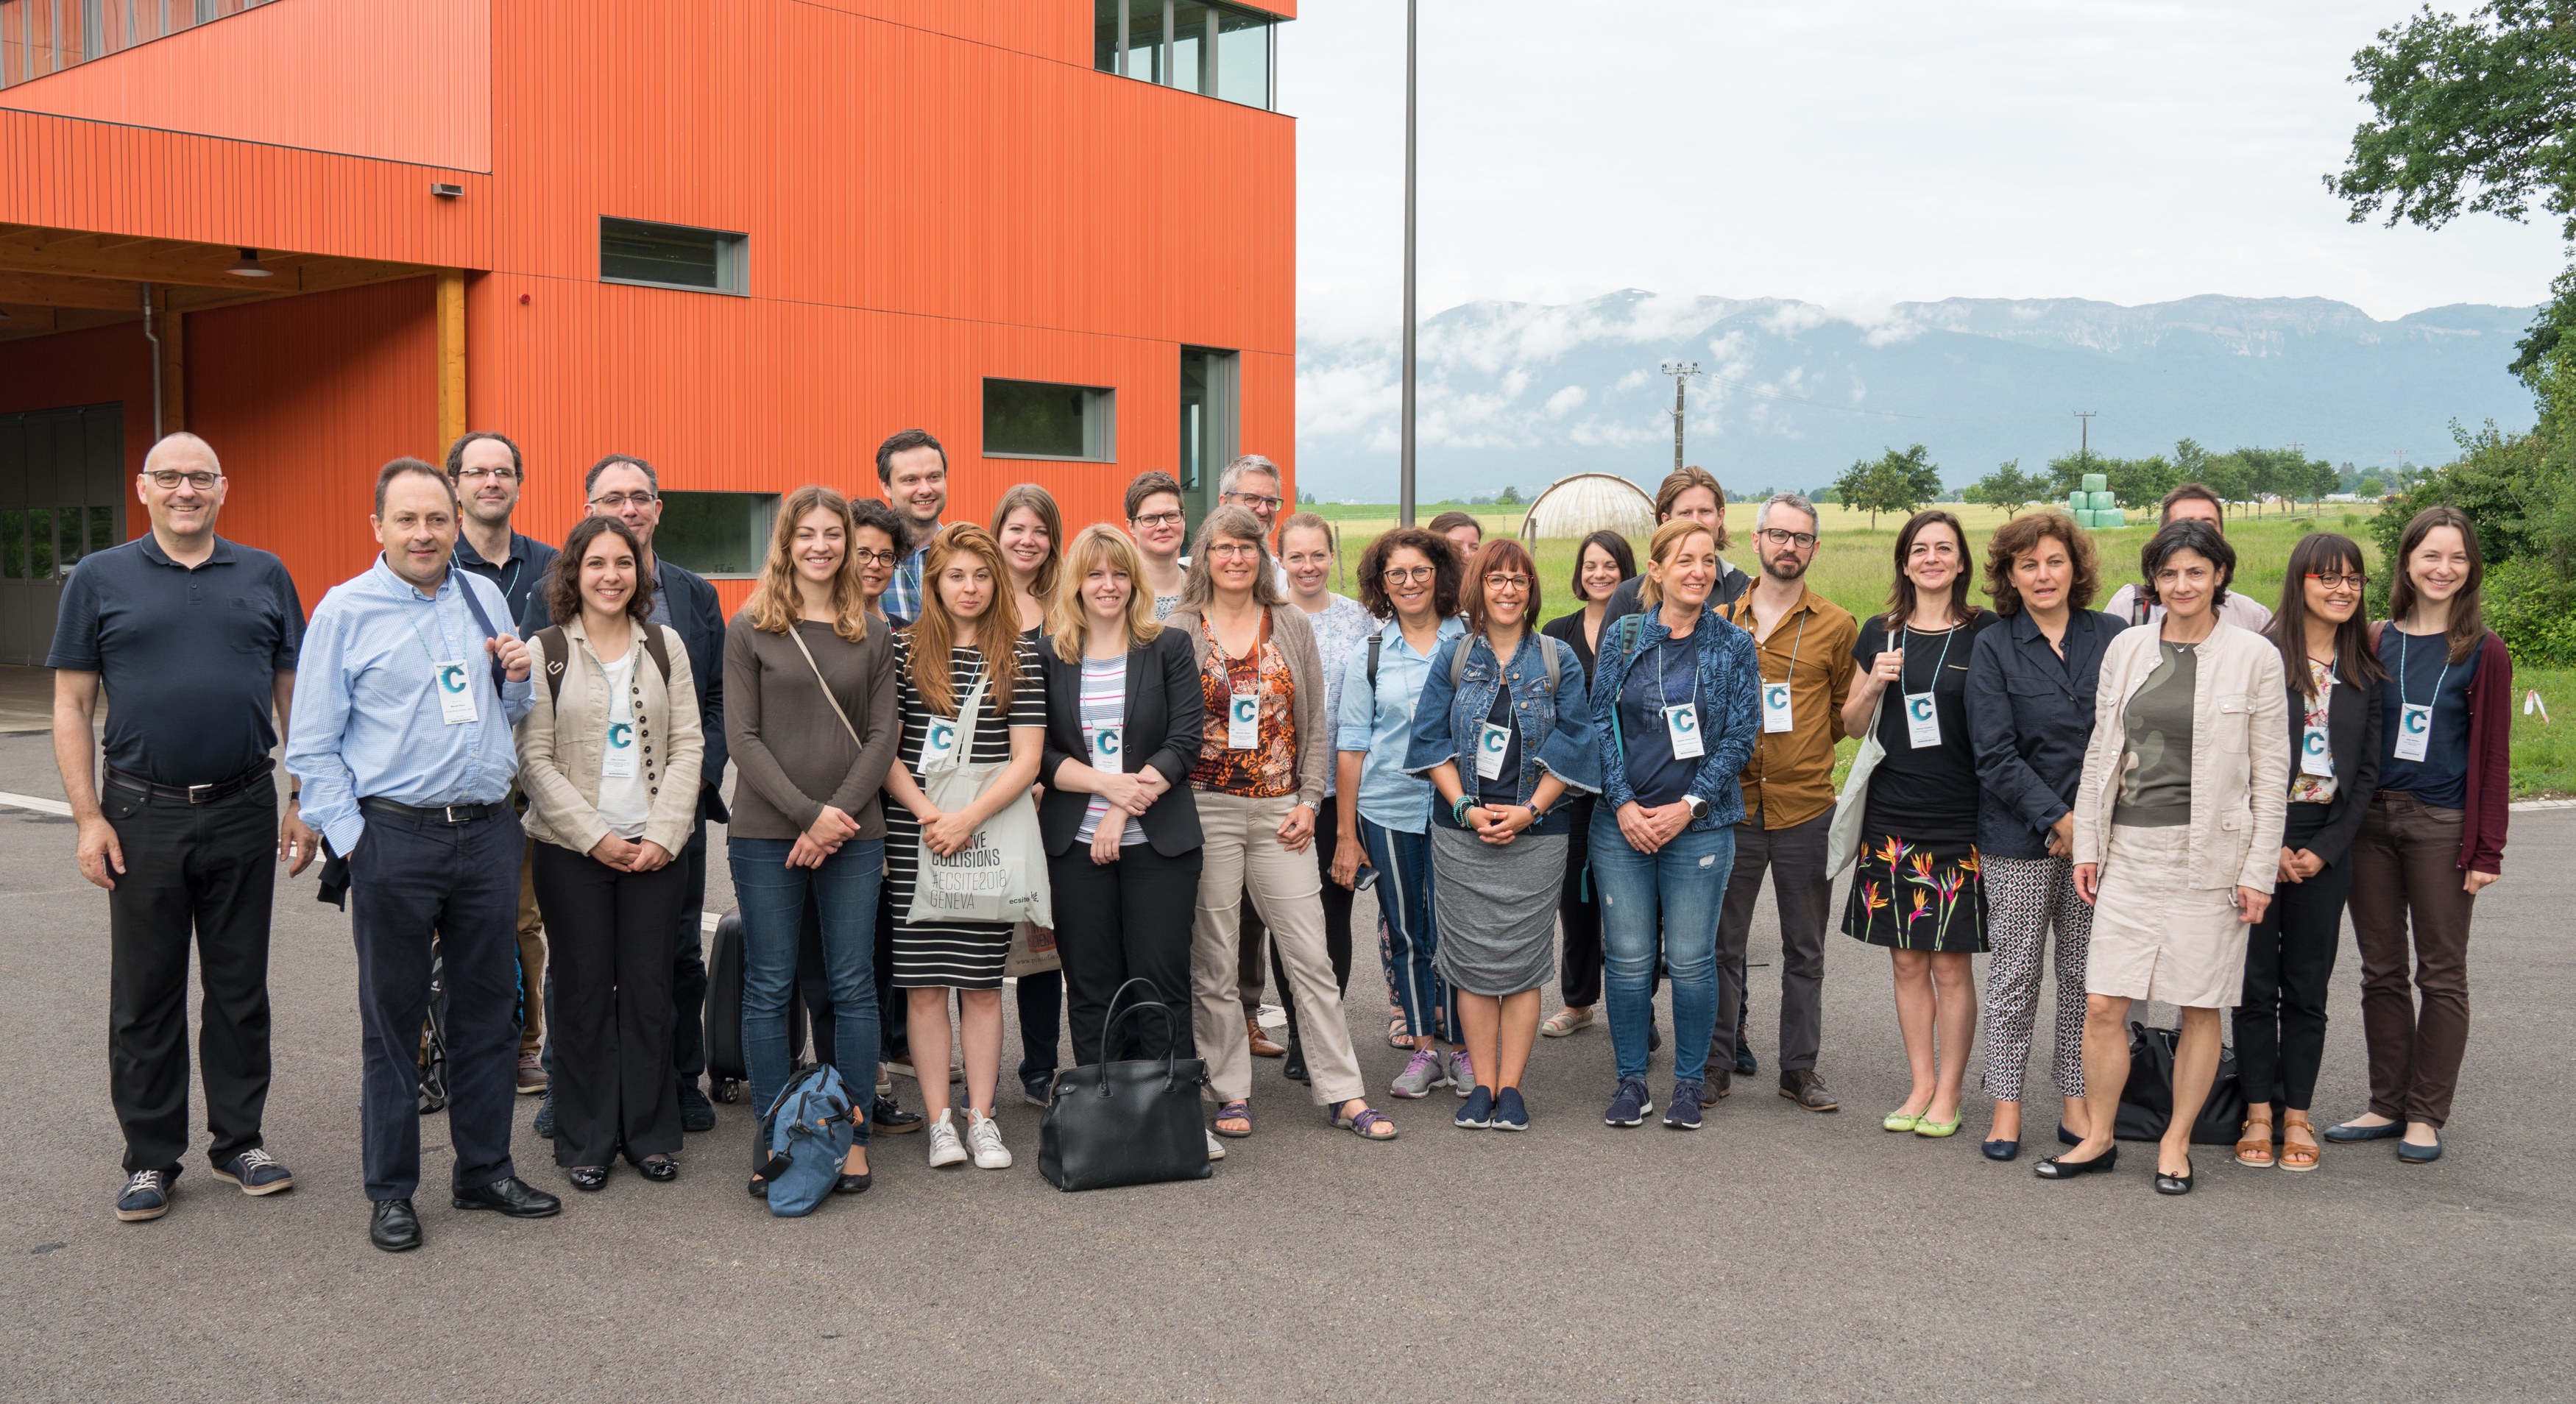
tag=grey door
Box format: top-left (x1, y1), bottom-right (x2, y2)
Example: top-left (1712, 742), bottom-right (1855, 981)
top-left (0, 404), bottom-right (125, 667)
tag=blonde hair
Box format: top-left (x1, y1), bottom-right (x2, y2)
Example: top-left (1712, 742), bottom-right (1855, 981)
top-left (746, 485), bottom-right (869, 641)
top-left (1638, 517), bottom-right (1719, 607)
top-left (1047, 525), bottom-right (1165, 663)
top-left (988, 483), bottom-right (1064, 599)
top-left (908, 523), bottom-right (1022, 717)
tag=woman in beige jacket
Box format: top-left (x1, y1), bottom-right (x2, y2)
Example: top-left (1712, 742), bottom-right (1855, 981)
top-left (517, 517), bottom-right (705, 1191)
top-left (2037, 519), bottom-right (2287, 1195)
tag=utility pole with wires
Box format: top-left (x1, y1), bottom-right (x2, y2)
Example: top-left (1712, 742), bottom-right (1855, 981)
top-left (1398, 0), bottom-right (1419, 526)
top-left (1661, 360), bottom-right (1702, 474)
top-left (2073, 410), bottom-right (2097, 474)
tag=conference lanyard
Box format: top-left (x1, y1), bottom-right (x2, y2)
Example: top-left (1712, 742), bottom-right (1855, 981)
top-left (1901, 623), bottom-right (1958, 749)
top-left (400, 584), bottom-right (478, 726)
top-left (2393, 631), bottom-right (2450, 765)
top-left (1654, 628), bottom-right (1703, 760)
top-left (2299, 654), bottom-right (2339, 778)
top-left (1758, 607), bottom-right (1808, 735)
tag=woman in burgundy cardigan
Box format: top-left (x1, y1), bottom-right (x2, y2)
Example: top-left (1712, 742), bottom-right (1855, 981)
top-left (2327, 506), bottom-right (2510, 1164)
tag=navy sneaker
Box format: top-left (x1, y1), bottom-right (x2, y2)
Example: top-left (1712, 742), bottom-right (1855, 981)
top-left (1491, 1087), bottom-right (1529, 1132)
top-left (677, 1080), bottom-right (716, 1134)
top-left (532, 1091), bottom-right (556, 1139)
top-left (1022, 1071), bottom-right (1055, 1108)
top-left (1454, 1085), bottom-right (1495, 1128)
top-left (115, 1167), bottom-right (176, 1222)
top-left (212, 1148), bottom-right (294, 1196)
top-left (1734, 1044), bottom-right (1758, 1078)
top-left (1665, 1078), bottom-right (1706, 1130)
top-left (1604, 1077), bottom-right (1654, 1127)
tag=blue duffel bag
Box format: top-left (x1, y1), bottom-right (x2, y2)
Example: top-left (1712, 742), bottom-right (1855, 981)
top-left (757, 1063), bottom-right (855, 1217)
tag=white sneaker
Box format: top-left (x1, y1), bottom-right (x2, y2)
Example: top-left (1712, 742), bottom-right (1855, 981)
top-left (926, 1110), bottom-right (968, 1168)
top-left (1206, 1130), bottom-right (1226, 1162)
top-left (964, 1110), bottom-right (1013, 1170)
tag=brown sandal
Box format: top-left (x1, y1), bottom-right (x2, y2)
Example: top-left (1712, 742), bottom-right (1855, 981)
top-left (2279, 1113), bottom-right (2321, 1173)
top-left (2234, 1116), bottom-right (2276, 1169)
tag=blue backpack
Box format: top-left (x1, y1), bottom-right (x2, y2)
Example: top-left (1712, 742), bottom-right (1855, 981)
top-left (757, 1064), bottom-right (855, 1218)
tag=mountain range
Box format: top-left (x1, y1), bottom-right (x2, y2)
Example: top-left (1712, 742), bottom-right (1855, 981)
top-left (1292, 291), bottom-right (2541, 499)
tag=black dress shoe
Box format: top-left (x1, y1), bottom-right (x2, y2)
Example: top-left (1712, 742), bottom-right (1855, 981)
top-left (833, 1169), bottom-right (872, 1195)
top-left (2034, 1146), bottom-right (2119, 1180)
top-left (632, 1156), bottom-right (678, 1183)
top-left (452, 1175), bottom-right (562, 1218)
top-left (2154, 1159), bottom-right (2194, 1195)
top-left (873, 1093), bottom-right (923, 1134)
top-left (1283, 1043), bottom-right (1310, 1085)
top-left (748, 1176), bottom-right (768, 1199)
top-left (567, 1166), bottom-right (610, 1192)
top-left (369, 1198), bottom-right (422, 1252)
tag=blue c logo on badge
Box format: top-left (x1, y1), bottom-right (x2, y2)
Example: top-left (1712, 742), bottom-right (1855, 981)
top-left (1908, 696), bottom-right (1933, 723)
top-left (1765, 684), bottom-right (1789, 712)
top-left (1482, 728), bottom-right (1507, 754)
top-left (2404, 709), bottom-right (2430, 735)
top-left (2304, 730), bottom-right (2327, 756)
top-left (1098, 730), bottom-right (1121, 757)
top-left (438, 664), bottom-right (467, 693)
top-left (609, 722), bottom-right (633, 748)
top-left (1673, 707), bottom-right (1696, 733)
top-left (929, 720), bottom-right (956, 750)
top-left (1232, 697), bottom-right (1258, 725)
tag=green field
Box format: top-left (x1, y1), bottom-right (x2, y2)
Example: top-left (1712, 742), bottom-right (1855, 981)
top-left (1312, 500), bottom-right (2573, 798)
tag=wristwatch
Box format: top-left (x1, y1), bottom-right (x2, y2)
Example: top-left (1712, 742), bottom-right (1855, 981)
top-left (1685, 795), bottom-right (1710, 822)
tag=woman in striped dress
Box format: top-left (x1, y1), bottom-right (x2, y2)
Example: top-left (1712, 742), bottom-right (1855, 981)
top-left (880, 524), bottom-right (1046, 1172)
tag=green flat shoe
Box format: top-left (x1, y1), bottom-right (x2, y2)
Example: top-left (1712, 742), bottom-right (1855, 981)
top-left (1914, 1113), bottom-right (1964, 1139)
top-left (1883, 1109), bottom-right (1922, 1132)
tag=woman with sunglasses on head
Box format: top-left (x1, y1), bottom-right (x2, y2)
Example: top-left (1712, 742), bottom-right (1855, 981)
top-left (1538, 530), bottom-right (1635, 1040)
top-left (1174, 508), bottom-right (1398, 1142)
top-left (2327, 506), bottom-right (2510, 1164)
top-left (2045, 519), bottom-right (2288, 1194)
top-left (991, 484), bottom-right (1069, 1109)
top-left (880, 524), bottom-right (1047, 1172)
top-left (1274, 512), bottom-right (1375, 1085)
top-left (2234, 533), bottom-right (2384, 1173)
top-left (1839, 509), bottom-right (1995, 1141)
top-left (1406, 539), bottom-right (1601, 1130)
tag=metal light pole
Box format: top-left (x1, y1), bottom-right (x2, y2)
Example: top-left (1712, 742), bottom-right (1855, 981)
top-left (1398, 0), bottom-right (1418, 525)
top-left (1660, 360), bottom-right (1701, 473)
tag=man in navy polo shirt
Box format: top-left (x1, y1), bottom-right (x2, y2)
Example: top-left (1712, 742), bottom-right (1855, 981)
top-left (51, 432), bottom-right (310, 1224)
top-left (446, 430), bottom-right (558, 1097)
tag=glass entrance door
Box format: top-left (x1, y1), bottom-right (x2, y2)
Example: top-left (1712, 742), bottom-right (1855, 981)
top-left (1179, 347), bottom-right (1238, 532)
top-left (0, 403), bottom-right (125, 666)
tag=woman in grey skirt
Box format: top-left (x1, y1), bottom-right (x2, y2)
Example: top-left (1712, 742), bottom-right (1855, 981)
top-left (1404, 539), bottom-right (1602, 1130)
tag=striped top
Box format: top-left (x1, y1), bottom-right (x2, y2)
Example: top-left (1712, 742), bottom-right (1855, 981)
top-left (1075, 653), bottom-right (1149, 846)
top-left (882, 628), bottom-right (1046, 990)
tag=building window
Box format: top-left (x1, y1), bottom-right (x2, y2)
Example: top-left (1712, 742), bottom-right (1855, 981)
top-left (654, 492), bottom-right (776, 578)
top-left (1178, 348), bottom-right (1239, 506)
top-left (985, 379), bottom-right (1116, 462)
top-left (1094, 0), bottom-right (1275, 110)
top-left (599, 218), bottom-right (749, 296)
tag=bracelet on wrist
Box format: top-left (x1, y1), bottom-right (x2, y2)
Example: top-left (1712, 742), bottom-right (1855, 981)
top-left (1451, 796), bottom-right (1473, 827)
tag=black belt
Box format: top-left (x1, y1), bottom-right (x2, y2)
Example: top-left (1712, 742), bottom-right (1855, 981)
top-left (359, 796), bottom-right (506, 826)
top-left (105, 758), bottom-right (275, 805)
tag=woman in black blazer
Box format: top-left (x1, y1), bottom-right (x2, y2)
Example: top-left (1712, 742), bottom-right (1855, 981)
top-left (1037, 525), bottom-right (1207, 1068)
top-left (2238, 533), bottom-right (2385, 1172)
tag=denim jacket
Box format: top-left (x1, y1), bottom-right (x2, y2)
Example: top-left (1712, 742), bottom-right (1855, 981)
top-left (1402, 631), bottom-right (1602, 830)
top-left (1590, 602), bottom-right (1759, 831)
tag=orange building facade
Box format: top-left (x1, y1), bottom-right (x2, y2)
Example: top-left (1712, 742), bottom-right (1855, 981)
top-left (0, 0), bottom-right (1296, 661)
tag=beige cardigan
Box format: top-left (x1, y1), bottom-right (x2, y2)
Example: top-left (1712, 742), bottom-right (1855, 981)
top-left (1164, 601), bottom-right (1330, 810)
top-left (2070, 617), bottom-right (2290, 893)
top-left (516, 616), bottom-right (706, 858)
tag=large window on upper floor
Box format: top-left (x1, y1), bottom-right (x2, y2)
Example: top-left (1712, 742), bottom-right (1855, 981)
top-left (1094, 0), bottom-right (1275, 111)
top-left (986, 379), bottom-right (1117, 462)
top-left (600, 218), bottom-right (749, 296)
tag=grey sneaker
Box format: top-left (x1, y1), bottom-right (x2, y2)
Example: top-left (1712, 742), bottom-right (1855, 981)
top-left (963, 1110), bottom-right (1013, 1170)
top-left (1389, 1046), bottom-right (1446, 1099)
top-left (925, 1110), bottom-right (968, 1168)
top-left (1448, 1047), bottom-right (1476, 1098)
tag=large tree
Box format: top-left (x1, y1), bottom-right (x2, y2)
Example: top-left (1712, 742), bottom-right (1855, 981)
top-left (1965, 459), bottom-right (2048, 517)
top-left (1835, 444), bottom-right (1946, 528)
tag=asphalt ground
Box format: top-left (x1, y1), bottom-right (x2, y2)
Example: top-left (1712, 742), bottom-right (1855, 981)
top-left (2, 728), bottom-right (2569, 1401)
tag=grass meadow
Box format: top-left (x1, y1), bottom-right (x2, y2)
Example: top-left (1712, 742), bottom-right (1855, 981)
top-left (1304, 500), bottom-right (2574, 797)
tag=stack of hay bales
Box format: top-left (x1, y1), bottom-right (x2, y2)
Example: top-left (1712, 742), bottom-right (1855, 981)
top-left (2064, 472), bottom-right (2126, 529)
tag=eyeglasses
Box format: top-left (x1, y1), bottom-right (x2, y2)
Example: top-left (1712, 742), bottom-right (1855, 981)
top-left (144, 469), bottom-right (221, 490)
top-left (1130, 511), bottom-right (1185, 529)
top-left (589, 492), bottom-right (657, 510)
top-left (1208, 542), bottom-right (1264, 561)
top-left (1222, 491), bottom-right (1286, 513)
top-left (2306, 572), bottom-right (2367, 592)
top-left (455, 468), bottom-right (518, 484)
top-left (1756, 528), bottom-right (1818, 549)
top-left (1483, 572), bottom-right (1532, 592)
top-left (853, 548), bottom-right (900, 567)
top-left (1381, 565), bottom-right (1436, 585)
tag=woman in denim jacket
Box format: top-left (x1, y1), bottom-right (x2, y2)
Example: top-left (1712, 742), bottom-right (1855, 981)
top-left (1404, 539), bottom-right (1602, 1131)
top-left (1587, 520), bottom-right (1760, 1131)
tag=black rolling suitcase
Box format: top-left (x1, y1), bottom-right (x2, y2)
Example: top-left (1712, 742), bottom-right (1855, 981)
top-left (704, 906), bottom-right (809, 1103)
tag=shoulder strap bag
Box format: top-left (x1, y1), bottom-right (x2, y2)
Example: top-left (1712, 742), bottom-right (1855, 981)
top-left (904, 658), bottom-right (1054, 927)
top-left (1825, 684), bottom-right (1887, 880)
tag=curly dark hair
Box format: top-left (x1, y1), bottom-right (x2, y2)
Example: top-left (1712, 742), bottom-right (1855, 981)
top-left (1356, 525), bottom-right (1463, 620)
top-left (1983, 510), bottom-right (2098, 616)
top-left (542, 517), bottom-right (657, 626)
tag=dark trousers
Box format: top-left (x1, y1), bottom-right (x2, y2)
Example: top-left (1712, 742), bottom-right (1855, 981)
top-left (1018, 969), bottom-right (1064, 1082)
top-left (1050, 842), bottom-right (1203, 1066)
top-left (1275, 816), bottom-right (1356, 1056)
top-left (102, 781), bottom-right (277, 1173)
top-left (1238, 890), bottom-right (1267, 1020)
top-left (2238, 803), bottom-right (2349, 1112)
top-left (531, 842), bottom-right (685, 1167)
top-left (2348, 791), bottom-right (2480, 1128)
top-left (348, 806), bottom-right (525, 1200)
top-left (668, 821), bottom-right (710, 1084)
top-left (1711, 809), bottom-right (1833, 1073)
top-left (1556, 795), bottom-right (1604, 1008)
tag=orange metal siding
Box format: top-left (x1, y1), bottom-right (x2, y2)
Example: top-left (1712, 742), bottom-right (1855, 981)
top-left (0, 0), bottom-right (491, 171)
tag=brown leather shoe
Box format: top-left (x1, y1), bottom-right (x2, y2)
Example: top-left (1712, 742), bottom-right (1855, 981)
top-left (1248, 1017), bottom-right (1287, 1059)
top-left (1778, 1069), bottom-right (1840, 1112)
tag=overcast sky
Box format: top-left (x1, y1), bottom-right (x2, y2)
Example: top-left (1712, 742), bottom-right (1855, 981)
top-left (1281, 1), bottom-right (2568, 341)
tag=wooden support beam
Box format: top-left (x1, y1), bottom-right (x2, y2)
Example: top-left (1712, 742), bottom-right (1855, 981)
top-left (435, 269), bottom-right (466, 452)
top-left (0, 269), bottom-right (148, 311)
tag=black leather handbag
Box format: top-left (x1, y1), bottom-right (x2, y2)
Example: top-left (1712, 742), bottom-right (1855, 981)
top-left (2113, 1021), bottom-right (2248, 1145)
top-left (1038, 979), bottom-right (1213, 1191)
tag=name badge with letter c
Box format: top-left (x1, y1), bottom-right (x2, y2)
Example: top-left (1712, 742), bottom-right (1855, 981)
top-left (1476, 720), bottom-right (1512, 781)
top-left (1663, 703), bottom-right (1705, 759)
top-left (2393, 703), bottom-right (2432, 763)
top-left (602, 720), bottom-right (638, 778)
top-left (2299, 722), bottom-right (2333, 776)
top-left (1228, 689), bottom-right (1260, 750)
top-left (1761, 681), bottom-right (1794, 734)
top-left (1903, 691), bottom-right (1941, 748)
top-left (1089, 723), bottom-right (1124, 773)
top-left (436, 660), bottom-right (478, 726)
top-left (920, 716), bottom-right (960, 768)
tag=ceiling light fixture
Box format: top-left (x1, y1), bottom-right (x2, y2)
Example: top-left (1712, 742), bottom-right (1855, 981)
top-left (227, 247), bottom-right (272, 278)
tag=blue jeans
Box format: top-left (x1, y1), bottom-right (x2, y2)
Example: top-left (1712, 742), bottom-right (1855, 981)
top-left (1590, 810), bottom-right (1734, 1085)
top-left (1361, 818), bottom-right (1451, 1045)
top-left (729, 837), bottom-right (883, 1148)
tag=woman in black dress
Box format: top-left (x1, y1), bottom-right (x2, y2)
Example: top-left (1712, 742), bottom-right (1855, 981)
top-left (1538, 529), bottom-right (1634, 1039)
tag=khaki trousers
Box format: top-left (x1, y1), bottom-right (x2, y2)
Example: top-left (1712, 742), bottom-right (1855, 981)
top-left (1192, 791), bottom-right (1363, 1107)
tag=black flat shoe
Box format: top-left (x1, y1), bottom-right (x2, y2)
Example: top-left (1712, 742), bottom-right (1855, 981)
top-left (833, 1170), bottom-right (872, 1195)
top-left (633, 1156), bottom-right (678, 1183)
top-left (873, 1094), bottom-right (924, 1133)
top-left (452, 1175), bottom-right (562, 1218)
top-left (2154, 1158), bottom-right (2194, 1195)
top-left (2324, 1118), bottom-right (2404, 1143)
top-left (1981, 1137), bottom-right (2020, 1162)
top-left (2034, 1146), bottom-right (2118, 1180)
top-left (566, 1166), bottom-right (610, 1192)
top-left (747, 1177), bottom-right (768, 1199)
top-left (369, 1197), bottom-right (421, 1252)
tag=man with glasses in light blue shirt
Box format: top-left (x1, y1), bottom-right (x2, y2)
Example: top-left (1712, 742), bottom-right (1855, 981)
top-left (287, 457), bottom-right (558, 1252)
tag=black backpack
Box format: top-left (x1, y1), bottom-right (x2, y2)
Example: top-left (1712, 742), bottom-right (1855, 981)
top-left (534, 623), bottom-right (671, 703)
